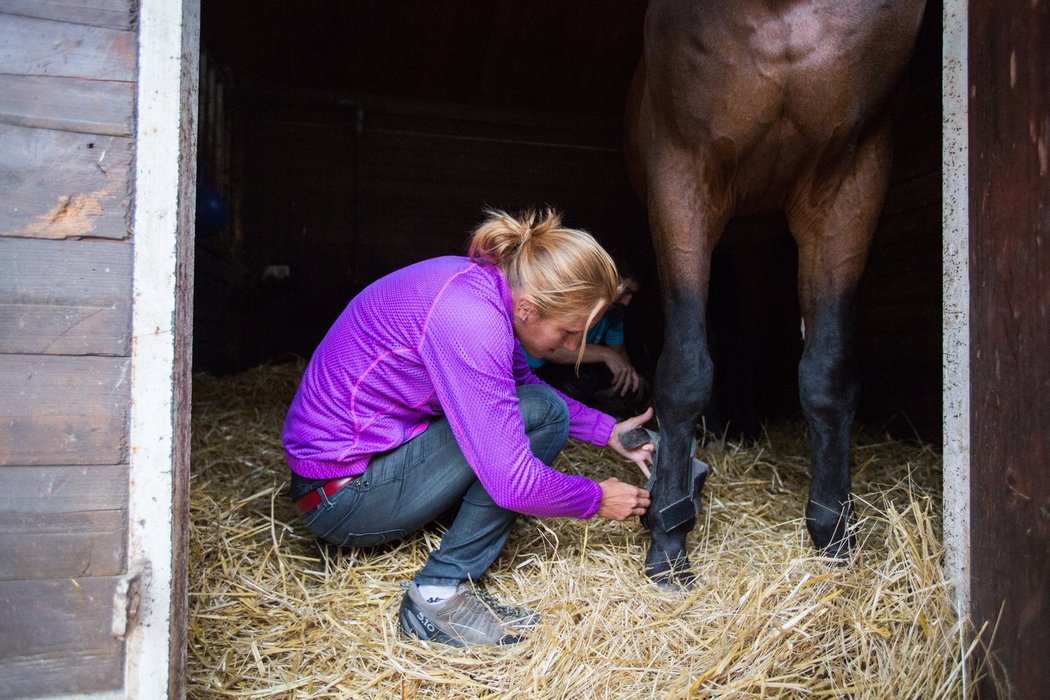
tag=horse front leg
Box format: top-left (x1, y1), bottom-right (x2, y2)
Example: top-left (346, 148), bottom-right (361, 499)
top-left (645, 287), bottom-right (713, 587)
top-left (788, 122), bottom-right (893, 560)
top-left (642, 167), bottom-right (725, 588)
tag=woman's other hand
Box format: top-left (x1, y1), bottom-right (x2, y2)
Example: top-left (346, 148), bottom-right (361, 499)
top-left (597, 477), bottom-right (650, 520)
top-left (602, 350), bottom-right (641, 396)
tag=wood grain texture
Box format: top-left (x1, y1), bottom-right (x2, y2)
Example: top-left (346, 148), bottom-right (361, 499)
top-left (0, 12), bottom-right (134, 81)
top-left (969, 1), bottom-right (1050, 696)
top-left (0, 509), bottom-right (124, 579)
top-left (0, 577), bottom-right (124, 696)
top-left (0, 237), bottom-right (131, 355)
top-left (0, 464), bottom-right (128, 513)
top-left (0, 464), bottom-right (128, 580)
top-left (0, 124), bottom-right (132, 240)
top-left (0, 74), bottom-right (134, 136)
top-left (0, 355), bottom-right (130, 466)
top-left (0, 0), bottom-right (133, 31)
top-left (0, 304), bottom-right (129, 355)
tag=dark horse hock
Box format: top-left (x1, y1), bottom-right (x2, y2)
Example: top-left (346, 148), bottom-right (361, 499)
top-left (626, 0), bottom-right (927, 586)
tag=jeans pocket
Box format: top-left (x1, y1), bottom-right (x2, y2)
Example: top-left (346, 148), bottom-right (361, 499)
top-left (299, 481), bottom-right (362, 536)
top-left (299, 503), bottom-right (328, 530)
top-left (305, 483), bottom-right (407, 547)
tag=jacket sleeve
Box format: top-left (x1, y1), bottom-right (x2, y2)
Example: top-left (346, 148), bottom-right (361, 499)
top-left (512, 345), bottom-right (616, 447)
top-left (419, 287), bottom-right (603, 519)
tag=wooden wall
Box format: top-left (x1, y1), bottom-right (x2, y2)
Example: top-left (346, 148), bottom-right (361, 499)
top-left (197, 88), bottom-right (648, 370)
top-left (0, 1), bottom-right (136, 695)
top-left (856, 0), bottom-right (943, 441)
top-left (969, 0), bottom-right (1050, 696)
top-left (201, 0), bottom-right (649, 120)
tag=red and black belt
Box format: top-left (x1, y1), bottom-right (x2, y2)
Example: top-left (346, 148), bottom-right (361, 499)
top-left (295, 475), bottom-right (360, 514)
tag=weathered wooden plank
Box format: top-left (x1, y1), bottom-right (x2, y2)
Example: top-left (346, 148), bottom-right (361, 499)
top-left (0, 123), bottom-right (132, 240)
top-left (0, 461), bottom-right (127, 580)
top-left (0, 74), bottom-right (134, 136)
top-left (0, 464), bottom-right (127, 512)
top-left (0, 576), bottom-right (124, 696)
top-left (0, 237), bottom-right (132, 305)
top-left (0, 13), bottom-right (134, 81)
top-left (0, 0), bottom-right (133, 31)
top-left (970, 1), bottom-right (1050, 696)
top-left (0, 304), bottom-right (129, 355)
top-left (0, 509), bottom-right (124, 579)
top-left (0, 237), bottom-right (132, 355)
top-left (0, 355), bottom-right (129, 466)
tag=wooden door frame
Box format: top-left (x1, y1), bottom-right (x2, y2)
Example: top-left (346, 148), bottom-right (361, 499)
top-left (129, 0), bottom-right (977, 694)
top-left (125, 0), bottom-right (198, 696)
top-left (941, 0), bottom-right (970, 619)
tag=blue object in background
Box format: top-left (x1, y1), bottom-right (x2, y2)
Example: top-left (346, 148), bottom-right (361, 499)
top-left (196, 180), bottom-right (230, 235)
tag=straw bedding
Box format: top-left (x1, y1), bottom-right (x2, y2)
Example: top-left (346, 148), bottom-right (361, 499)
top-left (188, 363), bottom-right (987, 699)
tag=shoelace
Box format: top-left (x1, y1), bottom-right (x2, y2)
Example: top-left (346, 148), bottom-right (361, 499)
top-left (468, 584), bottom-right (532, 622)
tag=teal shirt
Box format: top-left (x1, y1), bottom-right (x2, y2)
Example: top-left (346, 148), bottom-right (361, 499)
top-left (523, 307), bottom-right (625, 369)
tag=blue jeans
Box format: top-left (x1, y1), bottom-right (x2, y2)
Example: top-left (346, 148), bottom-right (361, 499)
top-left (298, 384), bottom-right (570, 586)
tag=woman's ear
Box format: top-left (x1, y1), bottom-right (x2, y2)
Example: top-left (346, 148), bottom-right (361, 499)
top-left (516, 299), bottom-right (536, 323)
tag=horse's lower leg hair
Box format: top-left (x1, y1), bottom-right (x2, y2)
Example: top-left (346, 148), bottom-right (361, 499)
top-left (798, 301), bottom-right (859, 559)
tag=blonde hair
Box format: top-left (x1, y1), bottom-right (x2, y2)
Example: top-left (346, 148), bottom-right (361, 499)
top-left (469, 207), bottom-right (622, 363)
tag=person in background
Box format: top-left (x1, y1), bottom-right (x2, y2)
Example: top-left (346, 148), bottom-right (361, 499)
top-left (282, 208), bottom-right (654, 648)
top-left (523, 257), bottom-right (651, 418)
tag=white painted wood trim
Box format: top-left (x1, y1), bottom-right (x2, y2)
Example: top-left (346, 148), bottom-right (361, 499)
top-left (942, 0), bottom-right (970, 619)
top-left (126, 0), bottom-right (199, 696)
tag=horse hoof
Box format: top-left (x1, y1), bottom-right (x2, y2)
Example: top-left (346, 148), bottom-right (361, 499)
top-left (822, 540), bottom-right (856, 566)
top-left (806, 501), bottom-right (856, 564)
top-left (653, 571), bottom-right (695, 592)
top-left (645, 557), bottom-right (695, 591)
top-left (811, 529), bottom-right (856, 566)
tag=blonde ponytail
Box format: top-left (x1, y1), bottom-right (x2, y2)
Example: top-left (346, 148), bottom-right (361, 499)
top-left (469, 208), bottom-right (623, 360)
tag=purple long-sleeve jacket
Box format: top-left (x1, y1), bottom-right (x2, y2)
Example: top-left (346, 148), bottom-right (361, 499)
top-left (281, 256), bottom-right (616, 519)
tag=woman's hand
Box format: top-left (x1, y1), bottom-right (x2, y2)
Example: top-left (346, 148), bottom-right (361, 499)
top-left (597, 477), bottom-right (650, 520)
top-left (601, 350), bottom-right (641, 396)
top-left (607, 407), bottom-right (655, 478)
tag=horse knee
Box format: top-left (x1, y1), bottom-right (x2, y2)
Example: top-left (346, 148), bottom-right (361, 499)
top-left (798, 349), bottom-right (857, 426)
top-left (655, 351), bottom-right (713, 424)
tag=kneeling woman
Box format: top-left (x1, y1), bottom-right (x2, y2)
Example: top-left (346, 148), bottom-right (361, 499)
top-left (282, 208), bottom-right (653, 647)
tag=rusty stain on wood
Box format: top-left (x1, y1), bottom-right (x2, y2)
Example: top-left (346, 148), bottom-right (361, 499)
top-left (15, 192), bottom-right (105, 239)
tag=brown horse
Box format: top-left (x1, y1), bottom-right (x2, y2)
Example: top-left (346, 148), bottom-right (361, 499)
top-left (626, 0), bottom-right (927, 585)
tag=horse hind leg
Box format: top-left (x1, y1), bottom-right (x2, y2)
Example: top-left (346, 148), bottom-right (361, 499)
top-left (787, 122), bottom-right (893, 561)
top-left (797, 299), bottom-right (860, 560)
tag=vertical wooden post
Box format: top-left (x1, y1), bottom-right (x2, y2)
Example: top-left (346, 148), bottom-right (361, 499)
top-left (126, 0), bottom-right (198, 696)
top-left (941, 0), bottom-right (970, 621)
top-left (969, 0), bottom-right (1050, 696)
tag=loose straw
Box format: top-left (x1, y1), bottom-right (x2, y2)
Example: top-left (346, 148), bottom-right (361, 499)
top-left (187, 363), bottom-right (999, 699)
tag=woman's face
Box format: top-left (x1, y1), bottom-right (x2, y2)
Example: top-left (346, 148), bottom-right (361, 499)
top-left (514, 306), bottom-right (590, 360)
